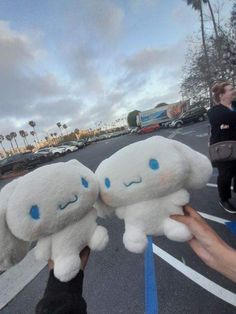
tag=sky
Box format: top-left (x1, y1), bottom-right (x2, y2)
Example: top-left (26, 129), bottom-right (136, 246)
top-left (0, 0), bottom-right (233, 144)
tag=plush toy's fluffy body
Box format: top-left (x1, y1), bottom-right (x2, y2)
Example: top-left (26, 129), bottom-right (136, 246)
top-left (95, 136), bottom-right (212, 253)
top-left (0, 160), bottom-right (108, 281)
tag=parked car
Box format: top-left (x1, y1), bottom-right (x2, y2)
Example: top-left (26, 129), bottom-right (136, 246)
top-left (61, 141), bottom-right (85, 149)
top-left (169, 106), bottom-right (207, 128)
top-left (109, 131), bottom-right (123, 138)
top-left (87, 137), bottom-right (98, 144)
top-left (50, 146), bottom-right (67, 157)
top-left (36, 147), bottom-right (66, 157)
top-left (162, 121), bottom-right (172, 128)
top-left (96, 135), bottom-right (108, 141)
top-left (129, 127), bottom-right (140, 134)
top-left (137, 124), bottom-right (160, 134)
top-left (34, 148), bottom-right (54, 159)
top-left (58, 145), bottom-right (78, 153)
top-left (0, 152), bottom-right (45, 175)
top-left (29, 151), bottom-right (54, 163)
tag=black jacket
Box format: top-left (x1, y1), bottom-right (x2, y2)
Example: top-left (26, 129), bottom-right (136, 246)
top-left (36, 270), bottom-right (87, 314)
top-left (207, 104), bottom-right (236, 145)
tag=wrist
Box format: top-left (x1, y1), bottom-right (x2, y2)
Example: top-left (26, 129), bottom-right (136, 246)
top-left (213, 243), bottom-right (236, 282)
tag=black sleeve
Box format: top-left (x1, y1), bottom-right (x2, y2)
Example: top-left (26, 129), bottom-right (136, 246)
top-left (208, 106), bottom-right (236, 126)
top-left (35, 270), bottom-right (87, 314)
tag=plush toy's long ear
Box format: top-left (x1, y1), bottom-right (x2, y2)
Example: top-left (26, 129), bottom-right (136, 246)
top-left (94, 194), bottom-right (115, 218)
top-left (0, 179), bottom-right (30, 270)
top-left (0, 212), bottom-right (30, 270)
top-left (172, 139), bottom-right (212, 189)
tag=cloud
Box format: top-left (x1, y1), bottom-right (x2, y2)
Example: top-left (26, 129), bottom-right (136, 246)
top-left (0, 21), bottom-right (66, 121)
top-left (85, 0), bottom-right (124, 42)
top-left (136, 83), bottom-right (182, 110)
top-left (171, 2), bottom-right (198, 28)
top-left (67, 46), bottom-right (104, 95)
top-left (75, 89), bottom-right (129, 129)
top-left (122, 42), bottom-right (185, 76)
top-left (113, 39), bottom-right (186, 102)
top-left (63, 0), bottom-right (124, 45)
top-left (129, 0), bottom-right (159, 12)
top-left (60, 0), bottom-right (125, 96)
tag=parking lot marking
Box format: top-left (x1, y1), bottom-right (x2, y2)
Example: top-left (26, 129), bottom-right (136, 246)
top-left (198, 211), bottom-right (230, 225)
top-left (168, 130), bottom-right (181, 139)
top-left (225, 221), bottom-right (236, 236)
top-left (198, 211), bottom-right (236, 236)
top-left (206, 183), bottom-right (233, 190)
top-left (180, 131), bottom-right (196, 135)
top-left (196, 133), bottom-right (208, 138)
top-left (152, 244), bottom-right (236, 307)
top-left (145, 236), bottom-right (158, 314)
top-left (0, 249), bottom-right (46, 310)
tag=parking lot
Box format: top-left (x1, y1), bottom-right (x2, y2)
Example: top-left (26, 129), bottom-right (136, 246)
top-left (0, 120), bottom-right (235, 314)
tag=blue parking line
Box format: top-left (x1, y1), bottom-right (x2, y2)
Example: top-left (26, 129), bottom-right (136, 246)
top-left (225, 221), bottom-right (236, 236)
top-left (145, 236), bottom-right (158, 314)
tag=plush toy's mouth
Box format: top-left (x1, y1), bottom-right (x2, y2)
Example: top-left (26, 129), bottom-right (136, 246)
top-left (124, 177), bottom-right (142, 187)
top-left (59, 194), bottom-right (79, 210)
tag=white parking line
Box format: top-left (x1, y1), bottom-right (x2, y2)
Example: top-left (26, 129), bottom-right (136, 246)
top-left (180, 131), bottom-right (196, 135)
top-left (167, 129), bottom-right (198, 139)
top-left (196, 133), bottom-right (208, 138)
top-left (152, 244), bottom-right (236, 307)
top-left (168, 130), bottom-right (181, 139)
top-left (0, 249), bottom-right (46, 310)
top-left (198, 211), bottom-right (230, 224)
top-left (206, 183), bottom-right (233, 190)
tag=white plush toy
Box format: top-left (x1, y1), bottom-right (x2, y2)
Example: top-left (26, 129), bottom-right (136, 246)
top-left (95, 136), bottom-right (212, 254)
top-left (0, 178), bottom-right (29, 270)
top-left (0, 160), bottom-right (109, 282)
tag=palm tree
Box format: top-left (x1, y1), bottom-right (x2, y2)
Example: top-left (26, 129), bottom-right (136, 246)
top-left (28, 121), bottom-right (39, 142)
top-left (50, 133), bottom-right (56, 144)
top-left (5, 134), bottom-right (15, 153)
top-left (19, 130), bottom-right (28, 149)
top-left (62, 124), bottom-right (68, 134)
top-left (0, 135), bottom-right (7, 155)
top-left (30, 130), bottom-right (37, 145)
top-left (30, 130), bottom-right (36, 138)
top-left (204, 0), bottom-right (218, 39)
top-left (10, 132), bottom-right (20, 152)
top-left (57, 122), bottom-right (63, 136)
top-left (185, 0), bottom-right (212, 103)
top-left (24, 131), bottom-right (29, 146)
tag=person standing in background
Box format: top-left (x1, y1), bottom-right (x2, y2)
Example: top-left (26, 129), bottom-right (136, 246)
top-left (207, 82), bottom-right (236, 213)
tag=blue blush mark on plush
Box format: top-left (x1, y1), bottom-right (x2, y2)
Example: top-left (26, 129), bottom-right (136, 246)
top-left (149, 159), bottom-right (159, 170)
top-left (29, 205), bottom-right (40, 220)
top-left (81, 177), bottom-right (89, 188)
top-left (105, 178), bottom-right (111, 189)
top-left (59, 195), bottom-right (79, 210)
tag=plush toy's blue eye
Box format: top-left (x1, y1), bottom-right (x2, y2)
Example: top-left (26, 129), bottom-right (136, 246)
top-left (29, 205), bottom-right (40, 220)
top-left (81, 177), bottom-right (89, 188)
top-left (149, 159), bottom-right (159, 170)
top-left (105, 178), bottom-right (111, 189)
